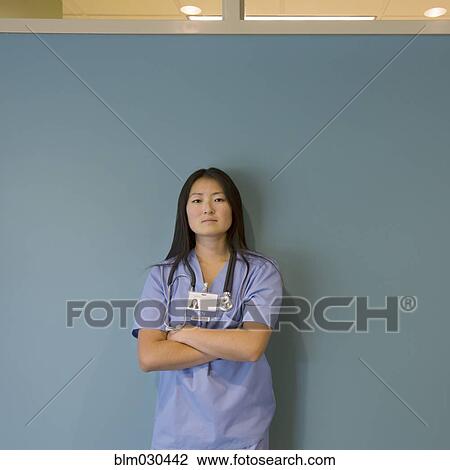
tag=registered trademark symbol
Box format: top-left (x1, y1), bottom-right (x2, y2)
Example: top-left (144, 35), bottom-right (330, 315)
top-left (399, 296), bottom-right (417, 312)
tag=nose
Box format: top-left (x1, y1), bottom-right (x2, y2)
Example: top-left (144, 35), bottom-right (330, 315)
top-left (203, 202), bottom-right (214, 214)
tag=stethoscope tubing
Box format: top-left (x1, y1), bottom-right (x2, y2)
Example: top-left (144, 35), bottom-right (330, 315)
top-left (162, 247), bottom-right (248, 331)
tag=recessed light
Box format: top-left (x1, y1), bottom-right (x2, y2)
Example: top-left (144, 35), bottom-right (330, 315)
top-left (180, 5), bottom-right (202, 16)
top-left (424, 7), bottom-right (447, 18)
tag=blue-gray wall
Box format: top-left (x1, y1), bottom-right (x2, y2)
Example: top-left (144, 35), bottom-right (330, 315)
top-left (1, 33), bottom-right (449, 450)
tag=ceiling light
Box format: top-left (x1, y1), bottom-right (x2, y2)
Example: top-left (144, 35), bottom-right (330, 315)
top-left (188, 16), bottom-right (223, 21)
top-left (180, 5), bottom-right (202, 16)
top-left (244, 16), bottom-right (376, 21)
top-left (424, 7), bottom-right (447, 17)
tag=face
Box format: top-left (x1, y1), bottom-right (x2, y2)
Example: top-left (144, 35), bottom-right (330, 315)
top-left (186, 177), bottom-right (232, 238)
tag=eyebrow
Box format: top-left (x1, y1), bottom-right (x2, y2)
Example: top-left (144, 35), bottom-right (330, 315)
top-left (190, 192), bottom-right (224, 196)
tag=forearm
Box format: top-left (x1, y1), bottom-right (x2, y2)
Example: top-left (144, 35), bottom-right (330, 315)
top-left (143, 340), bottom-right (218, 372)
top-left (175, 328), bottom-right (256, 362)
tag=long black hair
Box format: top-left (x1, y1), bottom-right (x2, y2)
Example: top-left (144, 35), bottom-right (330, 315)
top-left (146, 167), bottom-right (275, 273)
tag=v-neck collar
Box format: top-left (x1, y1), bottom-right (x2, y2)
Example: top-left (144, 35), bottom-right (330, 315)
top-left (188, 248), bottom-right (230, 293)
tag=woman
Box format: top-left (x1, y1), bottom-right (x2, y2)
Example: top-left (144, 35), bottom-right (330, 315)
top-left (132, 167), bottom-right (284, 450)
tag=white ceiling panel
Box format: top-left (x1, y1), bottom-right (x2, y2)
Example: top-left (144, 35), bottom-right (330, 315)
top-left (384, 0), bottom-right (450, 18)
top-left (245, 0), bottom-right (284, 15)
top-left (283, 0), bottom-right (386, 16)
top-left (245, 0), bottom-right (386, 17)
top-left (245, 0), bottom-right (450, 19)
top-left (63, 0), bottom-right (183, 18)
top-left (189, 0), bottom-right (222, 15)
top-left (63, 0), bottom-right (222, 18)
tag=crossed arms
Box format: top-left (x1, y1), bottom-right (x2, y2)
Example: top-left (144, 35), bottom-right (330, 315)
top-left (137, 323), bottom-right (272, 372)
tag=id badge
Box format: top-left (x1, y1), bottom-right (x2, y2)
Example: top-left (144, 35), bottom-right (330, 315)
top-left (187, 291), bottom-right (218, 322)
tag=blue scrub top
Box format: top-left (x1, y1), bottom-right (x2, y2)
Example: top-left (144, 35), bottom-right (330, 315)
top-left (132, 248), bottom-right (283, 450)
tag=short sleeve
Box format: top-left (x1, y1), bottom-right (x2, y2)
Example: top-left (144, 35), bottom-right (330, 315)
top-left (132, 265), bottom-right (167, 339)
top-left (241, 259), bottom-right (283, 329)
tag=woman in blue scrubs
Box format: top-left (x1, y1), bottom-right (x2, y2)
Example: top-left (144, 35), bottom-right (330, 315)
top-left (132, 167), bottom-right (284, 450)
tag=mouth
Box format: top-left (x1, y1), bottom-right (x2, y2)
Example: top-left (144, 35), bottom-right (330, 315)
top-left (202, 219), bottom-right (218, 223)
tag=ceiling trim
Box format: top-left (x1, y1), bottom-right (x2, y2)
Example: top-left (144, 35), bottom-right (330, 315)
top-left (1, 18), bottom-right (450, 34)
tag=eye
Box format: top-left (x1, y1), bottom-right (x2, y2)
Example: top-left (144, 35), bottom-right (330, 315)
top-left (215, 198), bottom-right (225, 202)
top-left (192, 199), bottom-right (201, 203)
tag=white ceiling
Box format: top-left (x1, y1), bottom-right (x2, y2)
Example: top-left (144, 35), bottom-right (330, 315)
top-left (62, 0), bottom-right (450, 20)
top-left (63, 0), bottom-right (221, 19)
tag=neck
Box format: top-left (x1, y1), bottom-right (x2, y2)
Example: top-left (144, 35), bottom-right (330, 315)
top-left (194, 236), bottom-right (230, 263)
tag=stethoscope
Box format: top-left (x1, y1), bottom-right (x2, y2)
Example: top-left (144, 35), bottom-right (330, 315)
top-left (162, 247), bottom-right (238, 331)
